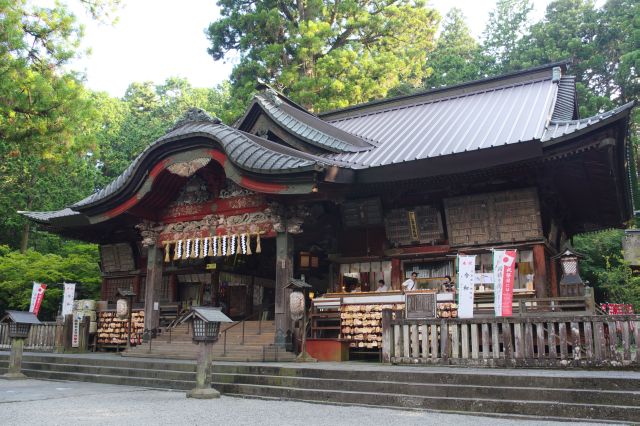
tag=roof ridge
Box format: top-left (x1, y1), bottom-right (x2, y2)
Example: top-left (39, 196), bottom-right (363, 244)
top-left (320, 61), bottom-right (569, 119)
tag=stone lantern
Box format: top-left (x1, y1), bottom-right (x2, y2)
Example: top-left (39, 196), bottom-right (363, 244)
top-left (179, 307), bottom-right (232, 399)
top-left (553, 249), bottom-right (585, 297)
top-left (286, 278), bottom-right (316, 362)
top-left (1, 311), bottom-right (41, 379)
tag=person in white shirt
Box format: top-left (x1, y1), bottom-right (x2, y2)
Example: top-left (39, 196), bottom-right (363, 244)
top-left (401, 272), bottom-right (418, 292)
top-left (375, 279), bottom-right (390, 292)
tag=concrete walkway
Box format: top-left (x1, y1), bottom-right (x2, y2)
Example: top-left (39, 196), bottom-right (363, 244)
top-left (0, 379), bottom-right (613, 426)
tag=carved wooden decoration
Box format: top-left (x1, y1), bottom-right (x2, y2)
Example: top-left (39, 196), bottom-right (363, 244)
top-left (166, 157), bottom-right (211, 177)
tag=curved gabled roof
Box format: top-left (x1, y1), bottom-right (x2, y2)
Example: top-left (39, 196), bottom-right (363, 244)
top-left (72, 113), bottom-right (340, 211)
top-left (252, 91), bottom-right (375, 153)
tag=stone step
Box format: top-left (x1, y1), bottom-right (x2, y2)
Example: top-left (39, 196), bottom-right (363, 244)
top-left (214, 382), bottom-right (640, 423)
top-left (211, 364), bottom-right (640, 392)
top-left (211, 372), bottom-right (640, 407)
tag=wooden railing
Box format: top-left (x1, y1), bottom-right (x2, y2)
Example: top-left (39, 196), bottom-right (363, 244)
top-left (0, 322), bottom-right (59, 352)
top-left (381, 310), bottom-right (640, 367)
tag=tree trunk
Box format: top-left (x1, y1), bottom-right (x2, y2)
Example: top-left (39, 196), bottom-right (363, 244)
top-left (19, 198), bottom-right (33, 253)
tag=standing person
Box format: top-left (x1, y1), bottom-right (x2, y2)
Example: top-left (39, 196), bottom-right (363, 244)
top-left (401, 272), bottom-right (418, 292)
top-left (375, 279), bottom-right (390, 292)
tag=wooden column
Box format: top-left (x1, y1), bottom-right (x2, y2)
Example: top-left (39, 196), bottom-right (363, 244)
top-left (391, 258), bottom-right (402, 290)
top-left (275, 232), bottom-right (293, 347)
top-left (133, 275), bottom-right (141, 303)
top-left (143, 244), bottom-right (163, 336)
top-left (532, 244), bottom-right (548, 298)
top-left (100, 277), bottom-right (108, 301)
top-left (549, 256), bottom-right (559, 297)
top-left (169, 274), bottom-right (178, 303)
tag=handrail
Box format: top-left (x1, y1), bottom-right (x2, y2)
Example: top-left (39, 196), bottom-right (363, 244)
top-left (221, 304), bottom-right (274, 356)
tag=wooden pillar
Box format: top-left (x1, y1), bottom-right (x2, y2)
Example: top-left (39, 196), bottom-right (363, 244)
top-left (275, 232), bottom-right (293, 347)
top-left (100, 277), bottom-right (108, 301)
top-left (532, 244), bottom-right (548, 298)
top-left (211, 269), bottom-right (220, 307)
top-left (144, 244), bottom-right (163, 336)
top-left (133, 275), bottom-right (141, 303)
top-left (391, 258), bottom-right (402, 290)
top-left (549, 256), bottom-right (559, 297)
top-left (169, 274), bottom-right (178, 303)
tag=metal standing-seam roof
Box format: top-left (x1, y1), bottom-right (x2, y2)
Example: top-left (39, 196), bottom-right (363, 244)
top-left (542, 101), bottom-right (635, 142)
top-left (72, 114), bottom-right (338, 210)
top-left (322, 77), bottom-right (559, 168)
top-left (255, 92), bottom-right (374, 153)
top-left (551, 76), bottom-right (578, 121)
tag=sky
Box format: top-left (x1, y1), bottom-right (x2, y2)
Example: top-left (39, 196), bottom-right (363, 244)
top-left (61, 0), bottom-right (551, 98)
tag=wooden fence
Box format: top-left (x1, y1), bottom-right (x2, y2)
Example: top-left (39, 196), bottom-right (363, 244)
top-left (0, 322), bottom-right (59, 352)
top-left (381, 310), bottom-right (640, 367)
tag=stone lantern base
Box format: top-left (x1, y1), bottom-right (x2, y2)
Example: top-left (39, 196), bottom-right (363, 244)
top-left (186, 387), bottom-right (221, 399)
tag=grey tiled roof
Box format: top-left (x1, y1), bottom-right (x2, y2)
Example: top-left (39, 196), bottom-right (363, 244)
top-left (542, 102), bottom-right (635, 142)
top-left (255, 92), bottom-right (374, 153)
top-left (72, 120), bottom-right (334, 209)
top-left (18, 208), bottom-right (80, 224)
top-left (323, 77), bottom-right (558, 168)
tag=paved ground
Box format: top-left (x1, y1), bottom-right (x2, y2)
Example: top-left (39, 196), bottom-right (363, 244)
top-left (0, 379), bottom-right (612, 426)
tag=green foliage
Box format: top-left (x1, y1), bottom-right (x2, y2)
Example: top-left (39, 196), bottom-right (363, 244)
top-left (482, 0), bottom-right (533, 70)
top-left (0, 242), bottom-right (101, 320)
top-left (0, 0), bottom-right (102, 251)
top-left (422, 8), bottom-right (489, 89)
top-left (573, 230), bottom-right (640, 311)
top-left (207, 0), bottom-right (440, 114)
top-left (94, 78), bottom-right (231, 184)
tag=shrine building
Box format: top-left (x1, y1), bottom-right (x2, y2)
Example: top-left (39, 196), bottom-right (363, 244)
top-left (21, 62), bottom-right (635, 350)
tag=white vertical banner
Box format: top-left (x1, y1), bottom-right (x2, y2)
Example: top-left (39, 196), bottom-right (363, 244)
top-left (62, 283), bottom-right (76, 316)
top-left (457, 255), bottom-right (476, 319)
top-left (29, 282), bottom-right (40, 312)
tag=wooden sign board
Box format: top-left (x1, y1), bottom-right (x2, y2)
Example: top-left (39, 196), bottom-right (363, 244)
top-left (206, 263), bottom-right (217, 270)
top-left (405, 292), bottom-right (437, 319)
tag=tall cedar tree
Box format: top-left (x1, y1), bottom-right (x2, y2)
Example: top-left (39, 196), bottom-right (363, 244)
top-left (207, 0), bottom-right (440, 114)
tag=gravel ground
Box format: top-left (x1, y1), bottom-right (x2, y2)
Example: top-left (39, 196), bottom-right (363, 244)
top-left (0, 379), bottom-right (613, 426)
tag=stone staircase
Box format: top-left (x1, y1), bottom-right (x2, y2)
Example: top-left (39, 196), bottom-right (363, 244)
top-left (122, 320), bottom-right (295, 362)
top-left (1, 352), bottom-right (639, 422)
top-left (212, 364), bottom-right (640, 423)
top-left (0, 353), bottom-right (196, 390)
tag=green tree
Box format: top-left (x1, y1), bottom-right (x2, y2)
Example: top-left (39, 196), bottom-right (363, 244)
top-left (94, 78), bottom-right (231, 184)
top-left (0, 243), bottom-right (101, 320)
top-left (574, 230), bottom-right (640, 311)
top-left (0, 0), bottom-right (102, 252)
top-left (423, 8), bottom-right (488, 89)
top-left (207, 0), bottom-right (440, 114)
top-left (482, 0), bottom-right (533, 71)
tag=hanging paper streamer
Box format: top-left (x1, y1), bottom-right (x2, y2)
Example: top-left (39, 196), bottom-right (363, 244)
top-left (193, 239), bottom-right (200, 259)
top-left (221, 236), bottom-right (227, 256)
top-left (240, 234), bottom-right (247, 254)
top-left (256, 233), bottom-right (262, 253)
top-left (202, 238), bottom-right (209, 258)
top-left (164, 242), bottom-right (171, 262)
top-left (213, 236), bottom-right (219, 256)
top-left (174, 240), bottom-right (183, 260)
top-left (183, 239), bottom-right (192, 260)
top-left (230, 234), bottom-right (237, 255)
top-left (246, 234), bottom-right (252, 255)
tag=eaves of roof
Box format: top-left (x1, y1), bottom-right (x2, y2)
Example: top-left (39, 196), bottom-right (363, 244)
top-left (542, 101), bottom-right (635, 144)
